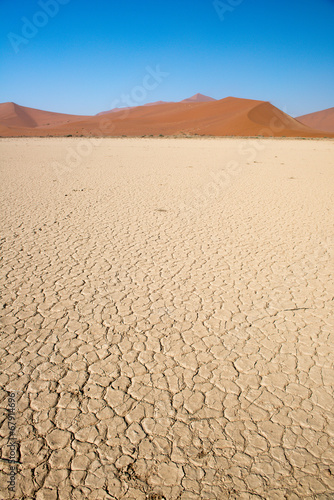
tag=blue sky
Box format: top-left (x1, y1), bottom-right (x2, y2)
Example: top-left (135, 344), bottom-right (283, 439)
top-left (1, 0), bottom-right (333, 116)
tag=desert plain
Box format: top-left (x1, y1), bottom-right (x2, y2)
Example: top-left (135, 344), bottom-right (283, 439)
top-left (0, 137), bottom-right (333, 499)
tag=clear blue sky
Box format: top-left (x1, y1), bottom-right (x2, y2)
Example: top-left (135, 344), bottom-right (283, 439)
top-left (1, 0), bottom-right (333, 117)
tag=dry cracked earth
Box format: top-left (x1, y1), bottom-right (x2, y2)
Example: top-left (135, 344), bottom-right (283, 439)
top-left (0, 137), bottom-right (333, 500)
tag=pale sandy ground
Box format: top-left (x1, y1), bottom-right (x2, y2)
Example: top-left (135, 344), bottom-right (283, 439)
top-left (0, 138), bottom-right (333, 500)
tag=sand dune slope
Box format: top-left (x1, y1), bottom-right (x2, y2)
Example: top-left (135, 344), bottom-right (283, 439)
top-left (297, 107), bottom-right (334, 133)
top-left (0, 98), bottom-right (333, 137)
top-left (0, 102), bottom-right (88, 129)
top-left (52, 97), bottom-right (334, 137)
top-left (181, 93), bottom-right (217, 103)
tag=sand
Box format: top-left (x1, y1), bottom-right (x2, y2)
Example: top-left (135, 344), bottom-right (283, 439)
top-left (0, 137), bottom-right (333, 499)
top-left (181, 94), bottom-right (217, 103)
top-left (2, 98), bottom-right (334, 138)
top-left (0, 102), bottom-right (90, 130)
top-left (297, 108), bottom-right (334, 134)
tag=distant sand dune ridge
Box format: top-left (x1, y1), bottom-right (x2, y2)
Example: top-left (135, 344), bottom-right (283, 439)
top-left (0, 96), bottom-right (333, 138)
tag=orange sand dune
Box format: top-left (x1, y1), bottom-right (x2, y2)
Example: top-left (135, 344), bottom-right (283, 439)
top-left (0, 102), bottom-right (89, 129)
top-left (96, 101), bottom-right (169, 116)
top-left (1, 97), bottom-right (333, 138)
top-left (96, 95), bottom-right (212, 116)
top-left (143, 100), bottom-right (169, 107)
top-left (96, 107), bottom-right (132, 116)
top-left (297, 107), bottom-right (334, 133)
